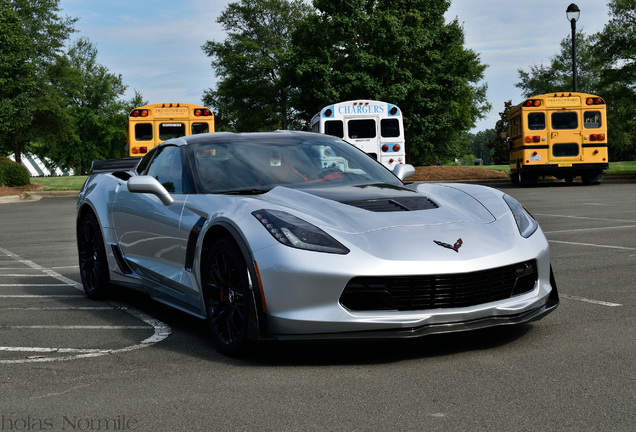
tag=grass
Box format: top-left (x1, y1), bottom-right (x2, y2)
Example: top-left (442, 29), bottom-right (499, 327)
top-left (33, 175), bottom-right (88, 191)
top-left (474, 161), bottom-right (636, 176)
top-left (25, 161), bottom-right (636, 191)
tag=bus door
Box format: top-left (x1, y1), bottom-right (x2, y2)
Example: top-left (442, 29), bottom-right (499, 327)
top-left (548, 109), bottom-right (582, 164)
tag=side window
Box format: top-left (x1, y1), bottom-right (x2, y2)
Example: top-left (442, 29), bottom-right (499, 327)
top-left (381, 118), bottom-right (400, 137)
top-left (135, 147), bottom-right (157, 175)
top-left (146, 146), bottom-right (183, 194)
top-left (551, 112), bottom-right (578, 130)
top-left (347, 119), bottom-right (376, 139)
top-left (527, 113), bottom-right (545, 130)
top-left (583, 111), bottom-right (601, 129)
top-left (159, 123), bottom-right (186, 141)
top-left (324, 120), bottom-right (344, 138)
top-left (192, 122), bottom-right (209, 134)
top-left (135, 123), bottom-right (153, 141)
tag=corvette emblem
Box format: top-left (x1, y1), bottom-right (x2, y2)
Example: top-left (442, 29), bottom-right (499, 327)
top-left (434, 238), bottom-right (463, 253)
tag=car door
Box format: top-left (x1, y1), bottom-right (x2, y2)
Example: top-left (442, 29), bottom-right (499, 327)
top-left (112, 145), bottom-right (192, 304)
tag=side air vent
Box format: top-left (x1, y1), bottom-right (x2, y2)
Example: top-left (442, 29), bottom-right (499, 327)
top-left (111, 245), bottom-right (133, 275)
top-left (344, 196), bottom-right (438, 212)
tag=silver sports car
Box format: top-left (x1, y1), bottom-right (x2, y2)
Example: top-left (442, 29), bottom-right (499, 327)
top-left (76, 131), bottom-right (558, 355)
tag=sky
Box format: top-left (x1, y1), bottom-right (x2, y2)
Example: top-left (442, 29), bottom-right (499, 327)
top-left (58, 0), bottom-right (610, 132)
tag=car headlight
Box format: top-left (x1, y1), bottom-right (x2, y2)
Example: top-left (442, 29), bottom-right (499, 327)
top-left (252, 210), bottom-right (350, 254)
top-left (503, 194), bottom-right (538, 238)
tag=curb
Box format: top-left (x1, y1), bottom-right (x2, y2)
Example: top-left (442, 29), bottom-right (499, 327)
top-left (0, 190), bottom-right (79, 204)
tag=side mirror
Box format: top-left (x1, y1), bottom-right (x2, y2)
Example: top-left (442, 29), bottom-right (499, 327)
top-left (393, 164), bottom-right (416, 181)
top-left (127, 176), bottom-right (174, 206)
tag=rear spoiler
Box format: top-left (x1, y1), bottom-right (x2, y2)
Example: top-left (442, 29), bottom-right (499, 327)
top-left (91, 157), bottom-right (140, 174)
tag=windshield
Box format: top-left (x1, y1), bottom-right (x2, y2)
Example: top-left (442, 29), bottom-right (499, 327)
top-left (188, 133), bottom-right (402, 194)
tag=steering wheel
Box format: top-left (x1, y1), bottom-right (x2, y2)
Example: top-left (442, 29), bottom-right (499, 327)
top-left (310, 166), bottom-right (343, 180)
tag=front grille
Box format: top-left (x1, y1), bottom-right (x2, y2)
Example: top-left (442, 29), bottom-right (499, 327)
top-left (340, 260), bottom-right (538, 311)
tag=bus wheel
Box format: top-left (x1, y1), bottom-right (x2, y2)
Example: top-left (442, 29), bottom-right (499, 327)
top-left (582, 171), bottom-right (603, 185)
top-left (564, 175), bottom-right (574, 184)
top-left (510, 170), bottom-right (519, 185)
top-left (519, 170), bottom-right (537, 187)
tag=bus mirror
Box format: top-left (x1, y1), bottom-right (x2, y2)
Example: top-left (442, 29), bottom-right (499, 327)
top-left (393, 164), bottom-right (415, 181)
top-left (127, 176), bottom-right (174, 206)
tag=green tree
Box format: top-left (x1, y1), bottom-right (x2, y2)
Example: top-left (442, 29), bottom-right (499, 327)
top-left (0, 0), bottom-right (76, 164)
top-left (594, 0), bottom-right (636, 160)
top-left (202, 0), bottom-right (312, 131)
top-left (45, 38), bottom-right (128, 174)
top-left (516, 31), bottom-right (600, 96)
top-left (488, 101), bottom-right (512, 165)
top-left (517, 20), bottom-right (636, 161)
top-left (290, 0), bottom-right (490, 164)
top-left (468, 129), bottom-right (496, 165)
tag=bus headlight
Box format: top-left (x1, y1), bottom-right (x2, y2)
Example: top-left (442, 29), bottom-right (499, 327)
top-left (503, 194), bottom-right (538, 238)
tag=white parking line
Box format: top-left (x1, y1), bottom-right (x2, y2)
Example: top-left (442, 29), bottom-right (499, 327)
top-left (0, 246), bottom-right (172, 364)
top-left (5, 306), bottom-right (119, 310)
top-left (0, 295), bottom-right (85, 298)
top-left (544, 225), bottom-right (636, 235)
top-left (0, 284), bottom-right (71, 286)
top-left (536, 213), bottom-right (636, 224)
top-left (548, 240), bottom-right (636, 251)
top-left (560, 294), bottom-right (622, 307)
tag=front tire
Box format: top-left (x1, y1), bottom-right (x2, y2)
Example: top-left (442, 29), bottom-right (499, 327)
top-left (77, 213), bottom-right (110, 299)
top-left (202, 238), bottom-right (251, 356)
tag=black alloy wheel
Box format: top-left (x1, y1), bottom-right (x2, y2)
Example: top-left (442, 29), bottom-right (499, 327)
top-left (77, 213), bottom-right (110, 299)
top-left (203, 238), bottom-right (251, 356)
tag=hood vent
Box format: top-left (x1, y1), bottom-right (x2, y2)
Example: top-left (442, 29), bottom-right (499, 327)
top-left (343, 196), bottom-right (438, 212)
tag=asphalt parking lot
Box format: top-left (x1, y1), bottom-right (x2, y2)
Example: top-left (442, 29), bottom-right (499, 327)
top-left (1, 180), bottom-right (635, 431)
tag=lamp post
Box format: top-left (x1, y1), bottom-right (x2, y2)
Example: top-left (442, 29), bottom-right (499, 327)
top-left (566, 3), bottom-right (580, 92)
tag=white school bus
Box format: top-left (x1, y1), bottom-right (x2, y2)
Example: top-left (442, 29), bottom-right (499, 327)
top-left (310, 100), bottom-right (405, 169)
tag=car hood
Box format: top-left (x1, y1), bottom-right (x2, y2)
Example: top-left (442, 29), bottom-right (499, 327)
top-left (254, 183), bottom-right (501, 235)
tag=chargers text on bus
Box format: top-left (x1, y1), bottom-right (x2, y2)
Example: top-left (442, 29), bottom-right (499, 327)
top-left (507, 92), bottom-right (608, 185)
top-left (310, 100), bottom-right (405, 169)
top-left (127, 103), bottom-right (215, 157)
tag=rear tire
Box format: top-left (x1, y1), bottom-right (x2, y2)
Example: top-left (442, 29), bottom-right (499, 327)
top-left (77, 213), bottom-right (110, 299)
top-left (518, 169), bottom-right (537, 187)
top-left (582, 170), bottom-right (603, 185)
top-left (202, 238), bottom-right (251, 356)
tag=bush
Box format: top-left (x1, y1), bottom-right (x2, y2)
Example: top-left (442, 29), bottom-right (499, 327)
top-left (0, 159), bottom-right (30, 187)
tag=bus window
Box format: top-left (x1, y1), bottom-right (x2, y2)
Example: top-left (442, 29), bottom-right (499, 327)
top-left (584, 111), bottom-right (601, 128)
top-left (159, 123), bottom-right (186, 141)
top-left (192, 122), bottom-right (209, 134)
top-left (135, 123), bottom-right (153, 141)
top-left (528, 113), bottom-right (545, 130)
top-left (381, 118), bottom-right (400, 137)
top-left (325, 120), bottom-right (344, 138)
top-left (552, 112), bottom-right (578, 130)
top-left (348, 119), bottom-right (376, 139)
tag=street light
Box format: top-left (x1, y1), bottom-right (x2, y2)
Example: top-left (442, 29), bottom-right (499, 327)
top-left (566, 3), bottom-right (580, 92)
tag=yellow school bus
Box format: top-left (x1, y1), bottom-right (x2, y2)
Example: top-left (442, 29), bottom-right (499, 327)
top-left (507, 92), bottom-right (608, 185)
top-left (127, 103), bottom-right (215, 157)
